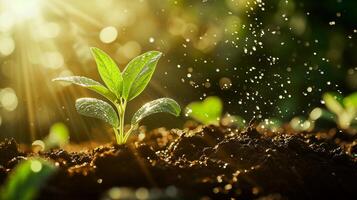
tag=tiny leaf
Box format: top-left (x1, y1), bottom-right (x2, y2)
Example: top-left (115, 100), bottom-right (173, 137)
top-left (131, 98), bottom-right (180, 125)
top-left (343, 92), bottom-right (357, 109)
top-left (122, 51), bottom-right (162, 101)
top-left (186, 96), bottom-right (222, 125)
top-left (1, 159), bottom-right (56, 200)
top-left (53, 76), bottom-right (117, 102)
top-left (323, 93), bottom-right (344, 115)
top-left (90, 47), bottom-right (123, 98)
top-left (75, 98), bottom-right (119, 127)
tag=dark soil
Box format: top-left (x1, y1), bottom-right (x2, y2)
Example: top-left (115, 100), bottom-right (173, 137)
top-left (0, 125), bottom-right (357, 200)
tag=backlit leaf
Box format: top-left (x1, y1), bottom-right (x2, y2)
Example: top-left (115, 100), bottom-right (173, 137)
top-left (75, 98), bottom-right (119, 127)
top-left (52, 76), bottom-right (116, 102)
top-left (343, 92), bottom-right (357, 108)
top-left (90, 47), bottom-right (123, 98)
top-left (131, 98), bottom-right (180, 125)
top-left (186, 96), bottom-right (222, 125)
top-left (323, 93), bottom-right (344, 115)
top-left (122, 51), bottom-right (162, 101)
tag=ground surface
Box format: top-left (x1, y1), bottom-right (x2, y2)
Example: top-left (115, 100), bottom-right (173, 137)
top-left (0, 125), bottom-right (357, 200)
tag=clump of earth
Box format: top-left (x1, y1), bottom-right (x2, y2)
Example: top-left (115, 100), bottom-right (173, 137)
top-left (0, 124), bottom-right (356, 200)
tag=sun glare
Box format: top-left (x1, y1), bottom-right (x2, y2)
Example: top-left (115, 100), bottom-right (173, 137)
top-left (1, 0), bottom-right (41, 21)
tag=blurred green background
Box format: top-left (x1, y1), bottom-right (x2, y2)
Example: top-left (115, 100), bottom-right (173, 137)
top-left (0, 0), bottom-right (356, 143)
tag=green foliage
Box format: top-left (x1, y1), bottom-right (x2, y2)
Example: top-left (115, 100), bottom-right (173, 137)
top-left (75, 98), bottom-right (119, 127)
top-left (322, 92), bottom-right (357, 131)
top-left (52, 76), bottom-right (116, 102)
top-left (323, 93), bottom-right (344, 115)
top-left (131, 98), bottom-right (181, 125)
top-left (1, 159), bottom-right (56, 200)
top-left (186, 96), bottom-right (222, 125)
top-left (90, 47), bottom-right (123, 99)
top-left (122, 51), bottom-right (162, 100)
top-left (53, 47), bottom-right (180, 144)
top-left (343, 93), bottom-right (357, 108)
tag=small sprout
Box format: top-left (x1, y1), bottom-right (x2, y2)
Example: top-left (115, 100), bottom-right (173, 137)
top-left (323, 93), bottom-right (344, 115)
top-left (186, 96), bottom-right (245, 127)
top-left (185, 96), bottom-right (222, 125)
top-left (53, 47), bottom-right (181, 144)
top-left (322, 92), bottom-right (357, 132)
top-left (1, 158), bottom-right (56, 200)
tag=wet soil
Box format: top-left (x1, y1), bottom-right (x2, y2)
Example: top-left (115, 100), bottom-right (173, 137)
top-left (0, 125), bottom-right (356, 200)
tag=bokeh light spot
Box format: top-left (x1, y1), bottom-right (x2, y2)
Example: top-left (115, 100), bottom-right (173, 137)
top-left (30, 160), bottom-right (43, 173)
top-left (135, 187), bottom-right (149, 199)
top-left (99, 26), bottom-right (118, 44)
top-left (0, 88), bottom-right (18, 111)
top-left (116, 41), bottom-right (141, 63)
top-left (0, 36), bottom-right (15, 56)
top-left (37, 22), bottom-right (61, 39)
top-left (1, 0), bottom-right (41, 21)
top-left (42, 52), bottom-right (64, 69)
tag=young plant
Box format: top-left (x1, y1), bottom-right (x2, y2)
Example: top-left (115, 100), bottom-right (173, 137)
top-left (185, 96), bottom-right (222, 125)
top-left (53, 48), bottom-right (181, 144)
top-left (322, 92), bottom-right (357, 132)
top-left (185, 96), bottom-right (246, 128)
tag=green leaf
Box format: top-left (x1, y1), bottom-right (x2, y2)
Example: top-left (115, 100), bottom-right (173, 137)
top-left (75, 98), bottom-right (119, 127)
top-left (323, 92), bottom-right (344, 115)
top-left (52, 76), bottom-right (117, 102)
top-left (343, 92), bottom-right (357, 109)
top-left (90, 47), bottom-right (123, 98)
top-left (131, 98), bottom-right (181, 125)
top-left (186, 96), bottom-right (222, 125)
top-left (1, 159), bottom-right (56, 200)
top-left (122, 51), bottom-right (162, 101)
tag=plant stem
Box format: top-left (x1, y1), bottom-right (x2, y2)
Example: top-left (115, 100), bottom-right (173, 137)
top-left (123, 124), bottom-right (135, 142)
top-left (115, 98), bottom-right (127, 145)
top-left (113, 128), bottom-right (120, 144)
top-left (122, 100), bottom-right (127, 142)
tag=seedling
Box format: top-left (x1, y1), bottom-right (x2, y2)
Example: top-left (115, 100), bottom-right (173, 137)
top-left (185, 96), bottom-right (223, 125)
top-left (322, 92), bottom-right (357, 132)
top-left (185, 96), bottom-right (246, 128)
top-left (53, 48), bottom-right (181, 144)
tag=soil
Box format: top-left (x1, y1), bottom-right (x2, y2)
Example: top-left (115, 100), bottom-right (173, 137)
top-left (0, 124), bottom-right (357, 200)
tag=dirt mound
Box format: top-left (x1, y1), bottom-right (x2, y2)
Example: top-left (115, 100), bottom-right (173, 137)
top-left (0, 126), bottom-right (356, 200)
